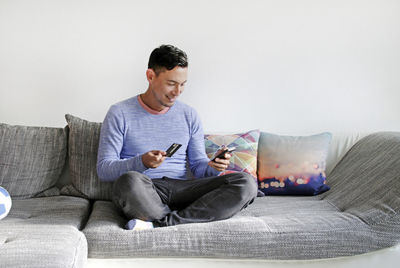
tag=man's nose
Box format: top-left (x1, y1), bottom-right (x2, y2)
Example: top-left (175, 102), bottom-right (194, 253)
top-left (172, 85), bottom-right (182, 96)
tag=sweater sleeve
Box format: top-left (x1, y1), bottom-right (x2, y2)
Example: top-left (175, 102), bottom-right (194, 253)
top-left (96, 105), bottom-right (148, 182)
top-left (187, 109), bottom-right (220, 178)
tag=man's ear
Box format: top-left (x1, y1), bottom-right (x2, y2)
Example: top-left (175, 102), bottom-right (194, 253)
top-left (146, 69), bottom-right (155, 83)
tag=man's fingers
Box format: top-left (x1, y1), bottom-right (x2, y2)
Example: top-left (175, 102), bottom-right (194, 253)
top-left (142, 150), bottom-right (166, 168)
top-left (208, 151), bottom-right (232, 171)
top-left (150, 150), bottom-right (167, 160)
top-left (156, 153), bottom-right (166, 162)
top-left (214, 157), bottom-right (230, 165)
top-left (151, 150), bottom-right (166, 156)
top-left (223, 153), bottom-right (232, 160)
top-left (209, 160), bottom-right (229, 170)
top-left (214, 162), bottom-right (228, 168)
top-left (155, 150), bottom-right (167, 156)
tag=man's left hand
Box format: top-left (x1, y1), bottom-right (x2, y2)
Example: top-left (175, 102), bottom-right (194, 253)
top-left (208, 150), bottom-right (232, 172)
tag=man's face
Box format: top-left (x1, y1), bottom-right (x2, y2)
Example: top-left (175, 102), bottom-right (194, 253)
top-left (147, 66), bottom-right (188, 109)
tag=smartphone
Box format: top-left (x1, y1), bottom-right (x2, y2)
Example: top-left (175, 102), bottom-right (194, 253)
top-left (165, 143), bottom-right (182, 157)
top-left (211, 146), bottom-right (236, 162)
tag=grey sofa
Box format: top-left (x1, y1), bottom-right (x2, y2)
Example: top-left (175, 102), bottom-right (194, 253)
top-left (1, 117), bottom-right (400, 268)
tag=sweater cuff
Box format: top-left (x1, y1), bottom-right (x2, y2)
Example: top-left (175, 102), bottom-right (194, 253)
top-left (130, 155), bottom-right (148, 173)
top-left (206, 164), bottom-right (222, 177)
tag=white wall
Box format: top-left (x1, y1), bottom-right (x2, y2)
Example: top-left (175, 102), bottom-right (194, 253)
top-left (1, 0), bottom-right (399, 135)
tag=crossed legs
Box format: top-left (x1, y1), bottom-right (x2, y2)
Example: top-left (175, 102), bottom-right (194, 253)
top-left (112, 171), bottom-right (258, 228)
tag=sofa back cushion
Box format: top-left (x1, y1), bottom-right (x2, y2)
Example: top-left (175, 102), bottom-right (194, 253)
top-left (323, 131), bottom-right (400, 225)
top-left (257, 132), bottom-right (331, 195)
top-left (61, 114), bottom-right (113, 200)
top-left (0, 123), bottom-right (67, 199)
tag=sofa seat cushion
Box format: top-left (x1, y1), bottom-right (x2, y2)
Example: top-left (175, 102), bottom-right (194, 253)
top-left (0, 196), bottom-right (90, 230)
top-left (0, 225), bottom-right (87, 268)
top-left (83, 196), bottom-right (389, 260)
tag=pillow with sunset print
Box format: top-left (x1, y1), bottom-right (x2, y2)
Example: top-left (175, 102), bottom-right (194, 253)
top-left (257, 132), bottom-right (331, 195)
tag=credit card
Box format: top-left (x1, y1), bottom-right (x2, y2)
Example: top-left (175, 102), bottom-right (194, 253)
top-left (165, 143), bottom-right (182, 157)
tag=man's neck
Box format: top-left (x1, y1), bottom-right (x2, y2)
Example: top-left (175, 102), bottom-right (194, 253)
top-left (140, 91), bottom-right (161, 111)
top-left (139, 92), bottom-right (169, 115)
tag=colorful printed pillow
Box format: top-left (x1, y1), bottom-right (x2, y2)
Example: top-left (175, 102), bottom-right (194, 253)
top-left (257, 132), bottom-right (332, 195)
top-left (204, 130), bottom-right (260, 180)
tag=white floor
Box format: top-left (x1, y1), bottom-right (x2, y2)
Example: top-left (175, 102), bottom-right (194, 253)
top-left (86, 244), bottom-right (400, 268)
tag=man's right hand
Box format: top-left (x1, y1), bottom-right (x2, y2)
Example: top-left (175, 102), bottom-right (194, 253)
top-left (141, 150), bottom-right (167, 168)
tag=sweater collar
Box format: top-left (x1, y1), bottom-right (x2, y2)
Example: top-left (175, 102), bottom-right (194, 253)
top-left (137, 94), bottom-right (170, 115)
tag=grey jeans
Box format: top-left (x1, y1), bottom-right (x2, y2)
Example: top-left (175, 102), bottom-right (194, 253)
top-left (112, 171), bottom-right (258, 227)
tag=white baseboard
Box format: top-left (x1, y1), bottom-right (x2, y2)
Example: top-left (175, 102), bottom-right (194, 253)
top-left (86, 244), bottom-right (400, 268)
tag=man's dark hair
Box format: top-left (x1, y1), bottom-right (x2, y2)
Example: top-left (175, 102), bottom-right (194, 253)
top-left (148, 45), bottom-right (188, 75)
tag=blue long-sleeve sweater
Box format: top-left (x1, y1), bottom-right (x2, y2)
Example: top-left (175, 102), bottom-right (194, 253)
top-left (96, 95), bottom-right (219, 182)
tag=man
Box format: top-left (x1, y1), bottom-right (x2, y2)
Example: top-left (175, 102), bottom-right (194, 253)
top-left (97, 45), bottom-right (257, 230)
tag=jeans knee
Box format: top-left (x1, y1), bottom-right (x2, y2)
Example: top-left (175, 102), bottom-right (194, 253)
top-left (112, 171), bottom-right (169, 221)
top-left (236, 172), bottom-right (258, 200)
top-left (113, 171), bottom-right (150, 196)
top-left (112, 171), bottom-right (149, 211)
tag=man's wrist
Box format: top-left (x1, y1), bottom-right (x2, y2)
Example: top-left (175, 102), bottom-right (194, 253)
top-left (207, 162), bottom-right (223, 176)
top-left (141, 154), bottom-right (149, 168)
top-left (130, 154), bottom-right (148, 172)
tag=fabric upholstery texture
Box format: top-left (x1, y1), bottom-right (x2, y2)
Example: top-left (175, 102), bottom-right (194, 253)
top-left (62, 114), bottom-right (113, 200)
top-left (0, 225), bottom-right (87, 268)
top-left (324, 132), bottom-right (369, 176)
top-left (257, 132), bottom-right (331, 195)
top-left (0, 196), bottom-right (91, 229)
top-left (0, 123), bottom-right (67, 199)
top-left (82, 132), bottom-right (400, 259)
top-left (2, 122), bottom-right (400, 263)
top-left (204, 130), bottom-right (260, 179)
top-left (0, 196), bottom-right (90, 267)
top-left (82, 197), bottom-right (378, 259)
top-left (322, 132), bottom-right (400, 225)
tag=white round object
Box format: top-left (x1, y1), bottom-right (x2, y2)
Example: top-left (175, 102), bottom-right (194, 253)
top-left (0, 186), bottom-right (12, 220)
